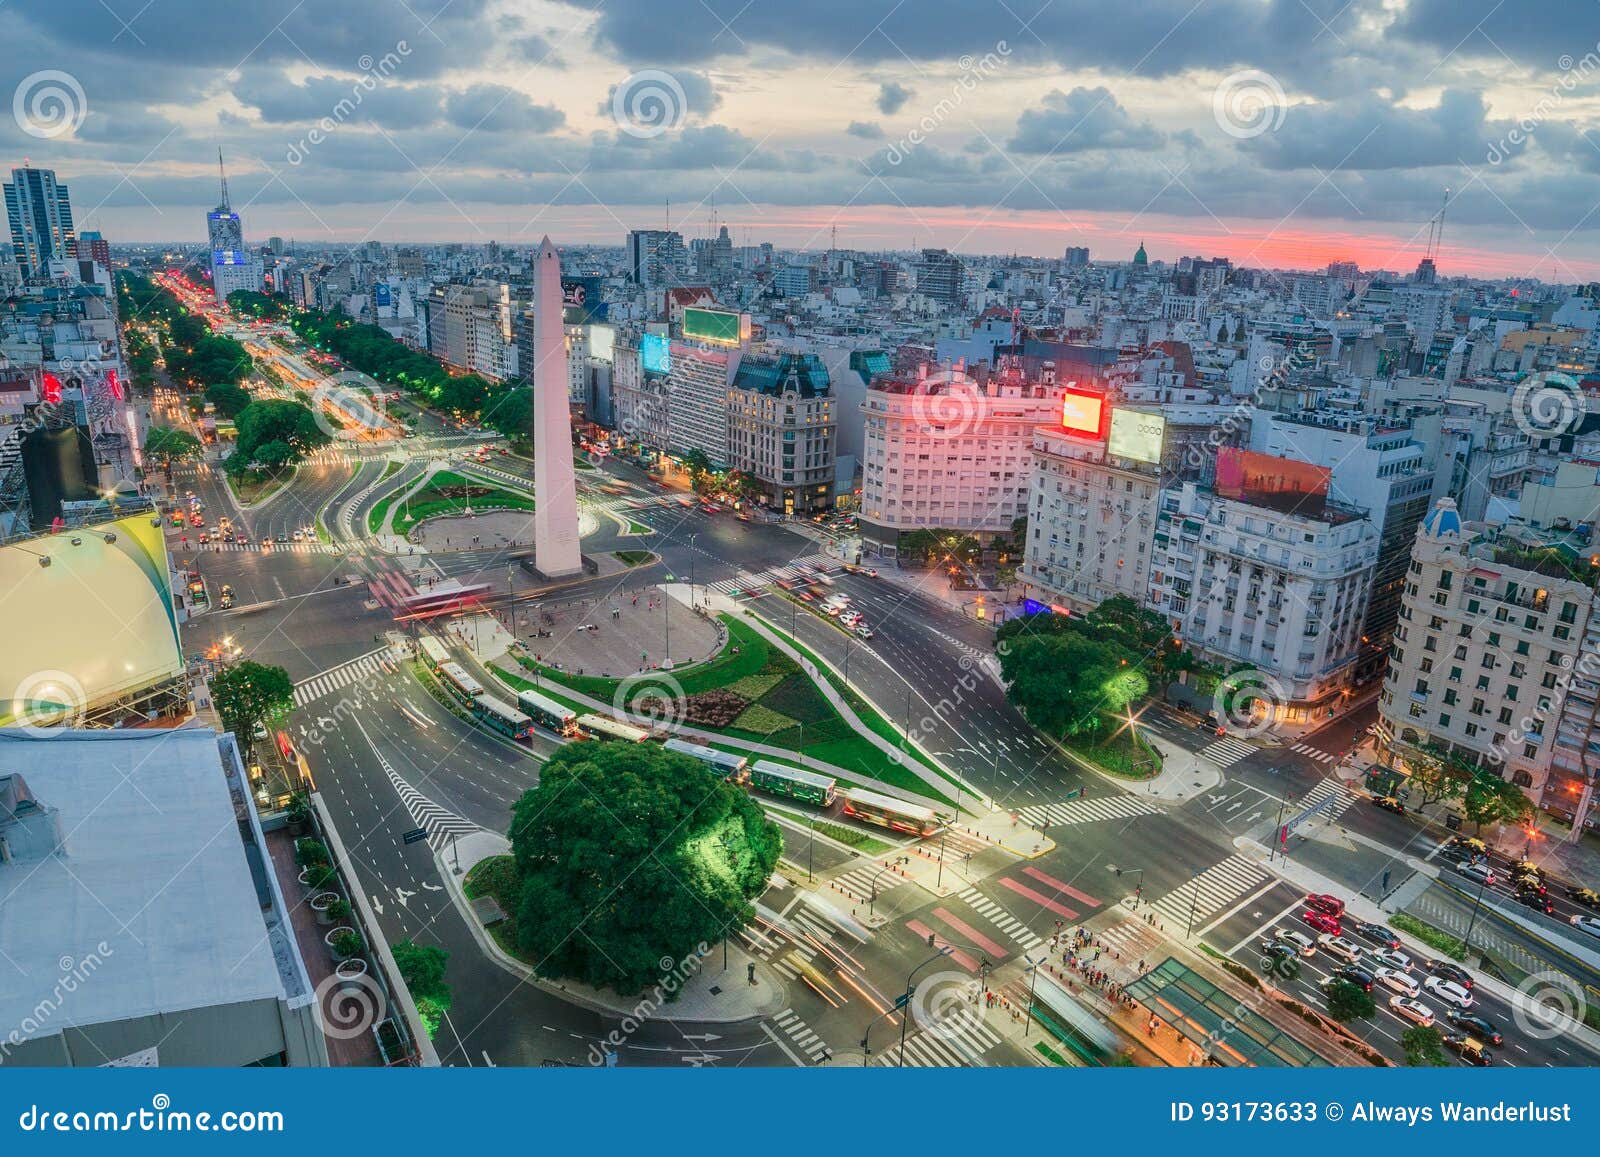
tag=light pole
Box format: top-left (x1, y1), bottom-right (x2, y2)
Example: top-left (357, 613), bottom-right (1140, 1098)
top-left (1023, 954), bottom-right (1043, 1037)
top-left (868, 858), bottom-right (908, 917)
top-left (806, 814), bottom-right (818, 882)
top-left (935, 824), bottom-right (952, 890)
top-left (688, 534), bottom-right (699, 608)
top-left (1116, 866), bottom-right (1145, 908)
top-left (1462, 871), bottom-right (1491, 955)
top-left (1184, 872), bottom-right (1203, 940)
top-left (662, 581), bottom-right (670, 664)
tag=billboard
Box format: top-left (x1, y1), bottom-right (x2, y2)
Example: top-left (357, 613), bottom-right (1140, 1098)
top-left (374, 283), bottom-right (392, 307)
top-left (589, 325), bottom-right (616, 364)
top-left (1107, 408), bottom-right (1166, 464)
top-left (641, 333), bottom-right (671, 375)
top-left (0, 513), bottom-right (183, 726)
top-left (682, 307), bottom-right (748, 346)
top-left (1215, 448), bottom-right (1331, 516)
top-left (1059, 387), bottom-right (1108, 438)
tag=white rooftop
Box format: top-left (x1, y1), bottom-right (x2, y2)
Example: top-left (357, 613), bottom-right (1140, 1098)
top-left (0, 727), bottom-right (288, 1044)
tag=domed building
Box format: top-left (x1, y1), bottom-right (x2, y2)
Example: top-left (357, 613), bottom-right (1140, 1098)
top-left (1132, 241), bottom-right (1148, 268)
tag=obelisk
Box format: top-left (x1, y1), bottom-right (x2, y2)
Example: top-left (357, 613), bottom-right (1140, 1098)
top-left (531, 236), bottom-right (583, 576)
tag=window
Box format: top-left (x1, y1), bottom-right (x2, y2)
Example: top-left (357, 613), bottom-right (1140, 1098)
top-left (1438, 713), bottom-right (1451, 728)
top-left (1443, 689), bottom-right (1458, 706)
top-left (1524, 744), bottom-right (1540, 760)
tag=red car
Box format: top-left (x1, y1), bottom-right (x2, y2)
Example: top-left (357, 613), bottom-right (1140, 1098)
top-left (1305, 893), bottom-right (1346, 918)
top-left (1301, 910), bottom-right (1341, 935)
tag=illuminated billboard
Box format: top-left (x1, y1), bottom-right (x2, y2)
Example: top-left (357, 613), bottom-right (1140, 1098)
top-left (682, 307), bottom-right (748, 346)
top-left (589, 325), bottom-right (616, 364)
top-left (641, 333), bottom-right (671, 375)
top-left (1059, 387), bottom-right (1108, 438)
top-left (1107, 408), bottom-right (1166, 464)
top-left (0, 513), bottom-right (183, 726)
top-left (1215, 448), bottom-right (1331, 516)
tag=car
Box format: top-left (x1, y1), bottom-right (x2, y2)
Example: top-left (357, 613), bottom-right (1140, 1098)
top-left (1270, 929), bottom-right (1318, 957)
top-left (1371, 795), bottom-right (1406, 815)
top-left (197, 533), bottom-right (209, 544)
top-left (1352, 920), bottom-right (1400, 949)
top-left (1258, 940), bottom-right (1301, 969)
top-left (1374, 966), bottom-right (1420, 996)
top-left (1445, 1011), bottom-right (1502, 1045)
top-left (1569, 914), bottom-right (1600, 941)
top-left (292, 530), bottom-right (304, 542)
top-left (1514, 876), bottom-right (1547, 896)
top-left (1305, 893), bottom-right (1346, 918)
top-left (1369, 945), bottom-right (1413, 972)
top-left (1442, 1033), bottom-right (1492, 1066)
top-left (235, 533), bottom-right (249, 545)
top-left (1447, 835), bottom-right (1489, 856)
top-left (1389, 995), bottom-right (1435, 1026)
top-left (1333, 964), bottom-right (1376, 992)
top-left (1422, 976), bottom-right (1474, 1008)
top-left (189, 514), bottom-right (204, 527)
top-left (275, 533), bottom-right (289, 543)
top-left (260, 536), bottom-right (273, 547)
top-left (1318, 934), bottom-right (1366, 964)
top-left (1515, 890), bottom-right (1554, 915)
top-left (1300, 910), bottom-right (1341, 935)
top-left (1455, 862), bottom-right (1497, 886)
top-left (854, 626), bottom-right (875, 639)
top-left (1425, 960), bottom-right (1474, 989)
top-left (218, 592), bottom-right (234, 609)
top-left (219, 584), bottom-right (233, 598)
top-left (1509, 859), bottom-right (1545, 880)
top-left (1197, 712), bottom-right (1220, 731)
top-left (1568, 887), bottom-right (1600, 910)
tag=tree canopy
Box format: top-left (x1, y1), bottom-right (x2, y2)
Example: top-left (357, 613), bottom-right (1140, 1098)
top-left (1463, 771), bottom-right (1534, 831)
top-left (205, 382), bottom-right (252, 418)
top-left (228, 399), bottom-right (331, 474)
top-left (1324, 979), bottom-right (1376, 1023)
top-left (1401, 1025), bottom-right (1448, 1067)
top-left (210, 660), bottom-right (294, 762)
top-left (508, 742), bottom-right (781, 994)
top-left (143, 425), bottom-right (203, 465)
top-left (391, 940), bottom-right (451, 1039)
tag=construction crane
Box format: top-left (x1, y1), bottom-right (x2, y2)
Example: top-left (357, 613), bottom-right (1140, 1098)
top-left (1424, 187), bottom-right (1449, 261)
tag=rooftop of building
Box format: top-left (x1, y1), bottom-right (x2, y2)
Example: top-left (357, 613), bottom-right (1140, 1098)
top-left (731, 351), bottom-right (832, 398)
top-left (0, 727), bottom-right (296, 1044)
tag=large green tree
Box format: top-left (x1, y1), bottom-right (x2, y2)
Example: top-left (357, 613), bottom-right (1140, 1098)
top-left (205, 382), bottom-right (252, 418)
top-left (480, 385), bottom-right (533, 442)
top-left (1401, 1025), bottom-right (1448, 1067)
top-left (1463, 772), bottom-right (1534, 831)
top-left (229, 399), bottom-right (331, 473)
top-left (997, 630), bottom-right (1132, 737)
top-left (210, 660), bottom-right (295, 762)
top-left (143, 425), bottom-right (203, 466)
top-left (391, 940), bottom-right (451, 1039)
top-left (1325, 979), bottom-right (1376, 1023)
top-left (509, 742), bottom-right (781, 994)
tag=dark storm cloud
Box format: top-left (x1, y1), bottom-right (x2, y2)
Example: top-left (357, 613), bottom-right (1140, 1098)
top-left (876, 82), bottom-right (913, 115)
top-left (1247, 89), bottom-right (1525, 171)
top-left (1390, 0), bottom-right (1597, 68)
top-left (444, 85), bottom-right (566, 134)
top-left (1008, 87), bottom-right (1166, 155)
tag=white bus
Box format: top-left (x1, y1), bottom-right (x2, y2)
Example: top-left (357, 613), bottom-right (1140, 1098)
top-left (419, 636), bottom-right (450, 671)
top-left (438, 661), bottom-right (484, 701)
top-left (577, 713), bottom-right (652, 743)
top-left (839, 787), bottom-right (941, 838)
top-left (517, 688), bottom-right (578, 737)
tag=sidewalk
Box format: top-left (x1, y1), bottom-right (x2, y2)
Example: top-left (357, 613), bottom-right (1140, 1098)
top-left (440, 830), bottom-right (789, 1024)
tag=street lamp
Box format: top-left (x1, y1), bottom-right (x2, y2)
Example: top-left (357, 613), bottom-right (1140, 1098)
top-left (688, 533), bottom-right (698, 607)
top-left (1023, 954), bottom-right (1044, 1037)
top-left (867, 858), bottom-right (908, 917)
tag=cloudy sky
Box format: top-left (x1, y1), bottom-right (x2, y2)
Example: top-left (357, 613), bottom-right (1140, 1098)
top-left (5, 0), bottom-right (1600, 277)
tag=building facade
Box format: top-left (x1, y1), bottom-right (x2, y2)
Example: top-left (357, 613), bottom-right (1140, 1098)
top-left (4, 166), bottom-right (75, 276)
top-left (727, 352), bottom-right (836, 515)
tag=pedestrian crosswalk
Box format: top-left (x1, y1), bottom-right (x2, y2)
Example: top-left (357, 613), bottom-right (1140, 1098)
top-left (831, 861), bottom-right (910, 903)
top-left (186, 540), bottom-right (341, 554)
top-left (1143, 854), bottom-right (1274, 935)
top-left (293, 649), bottom-right (390, 707)
top-left (1198, 735), bottom-right (1257, 767)
top-left (706, 554), bottom-right (838, 595)
top-left (956, 887), bottom-right (1046, 951)
top-left (368, 567), bottom-right (418, 612)
top-left (385, 764), bottom-right (480, 852)
top-left (873, 1011), bottom-right (1003, 1067)
top-left (1296, 777), bottom-right (1357, 821)
top-left (1018, 794), bottom-right (1164, 828)
top-left (1095, 918), bottom-right (1166, 972)
top-left (1290, 741), bottom-right (1339, 764)
top-left (770, 1009), bottom-right (833, 1064)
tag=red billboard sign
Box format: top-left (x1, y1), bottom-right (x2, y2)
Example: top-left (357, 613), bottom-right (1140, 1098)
top-left (1215, 448), bottom-right (1331, 516)
top-left (1059, 387), bottom-right (1108, 438)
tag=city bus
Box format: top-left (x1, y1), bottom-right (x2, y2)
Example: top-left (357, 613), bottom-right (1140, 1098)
top-left (748, 760), bottom-right (837, 808)
top-left (577, 713), bottom-right (652, 743)
top-left (437, 661), bottom-right (485, 702)
top-left (471, 693), bottom-right (535, 741)
top-left (517, 688), bottom-right (578, 737)
top-left (839, 787), bottom-right (942, 838)
top-left (397, 580), bottom-right (493, 621)
top-left (418, 636), bottom-right (450, 672)
top-left (664, 738), bottom-right (749, 782)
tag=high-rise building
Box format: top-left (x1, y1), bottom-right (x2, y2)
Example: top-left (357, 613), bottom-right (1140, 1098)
top-left (625, 228), bottom-right (686, 288)
top-left (727, 353), bottom-right (836, 516)
top-left (4, 165), bottom-right (75, 275)
top-left (206, 152), bottom-right (260, 304)
top-left (75, 230), bottom-right (110, 269)
top-left (268, 235), bottom-right (285, 255)
top-left (1062, 246), bottom-right (1090, 269)
top-left (913, 248), bottom-right (964, 306)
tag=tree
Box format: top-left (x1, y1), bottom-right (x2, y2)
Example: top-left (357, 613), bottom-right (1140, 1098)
top-left (143, 425), bottom-right (202, 466)
top-left (210, 660), bottom-right (294, 762)
top-left (1463, 771), bottom-right (1534, 831)
top-left (391, 940), bottom-right (451, 1039)
top-left (205, 382), bottom-right (252, 418)
top-left (997, 630), bottom-right (1129, 737)
top-left (253, 439), bottom-right (296, 472)
top-left (1406, 746), bottom-right (1471, 808)
top-left (230, 398), bottom-right (330, 473)
top-left (681, 448), bottom-right (713, 487)
top-left (1324, 979), bottom-right (1376, 1023)
top-left (1401, 1025), bottom-right (1448, 1066)
top-left (509, 742), bottom-right (781, 994)
top-left (480, 385), bottom-right (533, 443)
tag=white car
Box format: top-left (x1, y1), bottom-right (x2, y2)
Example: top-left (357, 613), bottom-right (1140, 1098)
top-left (1271, 929), bottom-right (1317, 957)
top-left (1389, 995), bottom-right (1435, 1026)
top-left (1422, 976), bottom-right (1474, 1009)
top-left (1369, 946), bottom-right (1413, 972)
top-left (292, 530), bottom-right (304, 542)
top-left (1318, 934), bottom-right (1366, 964)
top-left (1569, 914), bottom-right (1600, 941)
top-left (1374, 966), bottom-right (1420, 996)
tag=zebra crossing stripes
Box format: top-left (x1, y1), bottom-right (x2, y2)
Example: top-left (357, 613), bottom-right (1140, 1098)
top-left (293, 649), bottom-right (389, 707)
top-left (1018, 794), bottom-right (1163, 828)
top-left (1095, 918), bottom-right (1165, 966)
top-left (707, 554), bottom-right (838, 595)
top-left (1198, 735), bottom-right (1257, 767)
top-left (832, 862), bottom-right (909, 902)
top-left (1297, 777), bottom-right (1357, 820)
top-left (770, 1009), bottom-right (832, 1064)
top-left (384, 765), bottom-right (480, 852)
top-left (1290, 742), bottom-right (1339, 764)
top-left (769, 943), bottom-right (817, 981)
top-left (873, 1014), bottom-right (1002, 1067)
top-left (957, 887), bottom-right (1045, 951)
top-left (1143, 854), bottom-right (1274, 934)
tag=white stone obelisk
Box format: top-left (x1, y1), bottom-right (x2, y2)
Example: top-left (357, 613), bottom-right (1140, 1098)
top-left (531, 236), bottom-right (583, 576)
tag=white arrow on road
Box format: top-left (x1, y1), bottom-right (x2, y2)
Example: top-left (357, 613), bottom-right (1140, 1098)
top-left (680, 1032), bottom-right (721, 1043)
top-left (1227, 801), bottom-right (1244, 812)
top-left (370, 894), bottom-right (385, 916)
top-left (1208, 793), bottom-right (1227, 804)
top-left (680, 1053), bottom-right (720, 1066)
top-left (394, 887), bottom-right (416, 908)
top-left (1246, 811), bottom-right (1263, 823)
top-left (421, 882), bottom-right (443, 893)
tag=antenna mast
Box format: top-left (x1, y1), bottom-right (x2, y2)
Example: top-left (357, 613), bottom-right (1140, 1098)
top-left (217, 148), bottom-right (230, 210)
